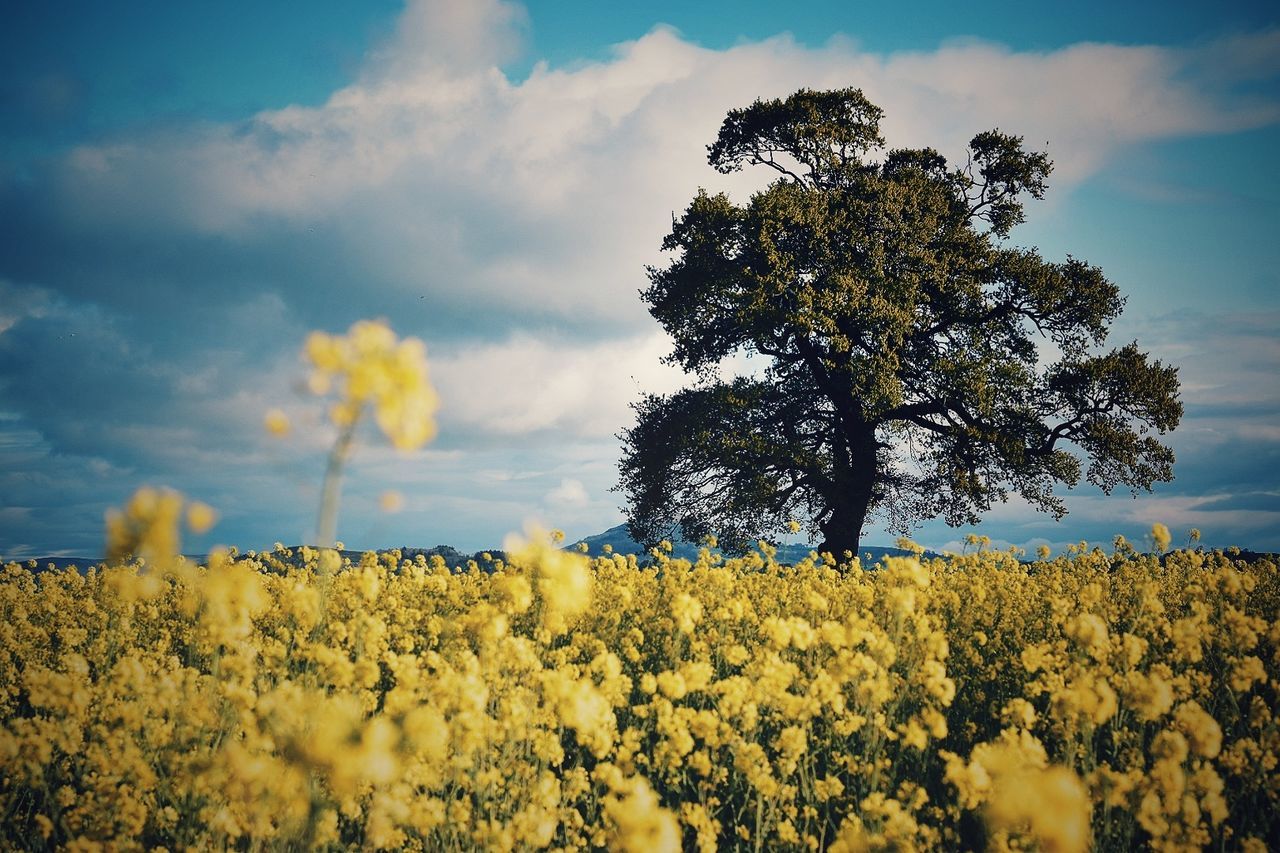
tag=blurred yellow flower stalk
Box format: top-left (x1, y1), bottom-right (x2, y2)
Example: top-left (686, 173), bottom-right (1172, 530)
top-left (300, 319), bottom-right (438, 547)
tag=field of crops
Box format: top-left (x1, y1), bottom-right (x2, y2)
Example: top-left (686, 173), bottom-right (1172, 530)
top-left (3, 324), bottom-right (1277, 850)
top-left (2, 518), bottom-right (1277, 851)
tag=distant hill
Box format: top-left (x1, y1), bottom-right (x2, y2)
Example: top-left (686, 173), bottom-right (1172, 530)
top-left (4, 556), bottom-right (103, 573)
top-left (569, 524), bottom-right (936, 565)
top-left (250, 545), bottom-right (508, 572)
top-left (11, 542), bottom-right (1275, 575)
top-left (13, 532), bottom-right (1028, 575)
top-left (4, 545), bottom-right (506, 575)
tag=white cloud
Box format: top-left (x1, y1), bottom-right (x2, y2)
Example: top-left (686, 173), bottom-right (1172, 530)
top-left (546, 477), bottom-right (589, 506)
top-left (45, 9), bottom-right (1280, 333)
top-left (432, 331), bottom-right (685, 437)
top-left (367, 0), bottom-right (529, 79)
top-left (0, 280), bottom-right (53, 336)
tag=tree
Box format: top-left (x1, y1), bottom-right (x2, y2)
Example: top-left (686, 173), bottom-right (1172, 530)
top-left (618, 88), bottom-right (1181, 558)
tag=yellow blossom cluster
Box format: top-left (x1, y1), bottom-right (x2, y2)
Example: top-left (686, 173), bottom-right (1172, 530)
top-left (304, 319), bottom-right (439, 451)
top-left (932, 542), bottom-right (1279, 851)
top-left (2, 524), bottom-right (1277, 849)
top-left (104, 486), bottom-right (215, 570)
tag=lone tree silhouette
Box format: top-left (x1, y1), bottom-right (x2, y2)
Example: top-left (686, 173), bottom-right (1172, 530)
top-left (618, 88), bottom-right (1181, 558)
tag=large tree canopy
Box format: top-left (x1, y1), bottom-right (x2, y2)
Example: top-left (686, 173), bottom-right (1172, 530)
top-left (618, 88), bottom-right (1181, 557)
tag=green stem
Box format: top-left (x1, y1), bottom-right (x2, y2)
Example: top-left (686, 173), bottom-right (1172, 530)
top-left (316, 413), bottom-right (361, 548)
top-left (753, 791), bottom-right (764, 853)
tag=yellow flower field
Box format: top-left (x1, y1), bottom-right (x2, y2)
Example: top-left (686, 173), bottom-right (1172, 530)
top-left (2, 532), bottom-right (1276, 850)
top-left (3, 324), bottom-right (1276, 849)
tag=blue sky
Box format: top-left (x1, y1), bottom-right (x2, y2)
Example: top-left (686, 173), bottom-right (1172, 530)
top-left (1, 0), bottom-right (1278, 558)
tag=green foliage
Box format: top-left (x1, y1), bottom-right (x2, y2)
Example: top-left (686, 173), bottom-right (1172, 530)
top-left (620, 88), bottom-right (1182, 556)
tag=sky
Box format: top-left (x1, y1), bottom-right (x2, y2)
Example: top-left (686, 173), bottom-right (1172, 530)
top-left (1, 0), bottom-right (1278, 559)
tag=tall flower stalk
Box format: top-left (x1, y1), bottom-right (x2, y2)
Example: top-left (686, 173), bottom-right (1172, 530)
top-left (298, 319), bottom-right (439, 548)
top-left (316, 413), bottom-right (360, 550)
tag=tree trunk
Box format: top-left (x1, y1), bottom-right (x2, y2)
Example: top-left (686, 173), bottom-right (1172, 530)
top-left (817, 441), bottom-right (877, 562)
top-left (814, 367), bottom-right (879, 564)
top-left (818, 499), bottom-right (869, 562)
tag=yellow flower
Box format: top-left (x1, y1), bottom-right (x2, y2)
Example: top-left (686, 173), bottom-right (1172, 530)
top-left (1173, 701), bottom-right (1222, 759)
top-left (505, 527), bottom-right (593, 635)
top-left (378, 490), bottom-right (405, 513)
top-left (950, 737), bottom-right (1090, 853)
top-left (263, 408), bottom-right (291, 436)
top-left (1063, 612), bottom-right (1108, 658)
top-left (186, 501), bottom-right (218, 534)
top-left (987, 765), bottom-right (1090, 853)
top-left (543, 669), bottom-right (617, 759)
top-left (671, 593), bottom-right (703, 634)
top-left (304, 320), bottom-right (439, 451)
top-left (1002, 698), bottom-right (1037, 729)
top-left (603, 776), bottom-right (681, 853)
top-left (1229, 655), bottom-right (1266, 694)
top-left (1122, 670), bottom-right (1174, 721)
top-left (1151, 522), bottom-right (1171, 553)
top-left (105, 486), bottom-right (214, 569)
